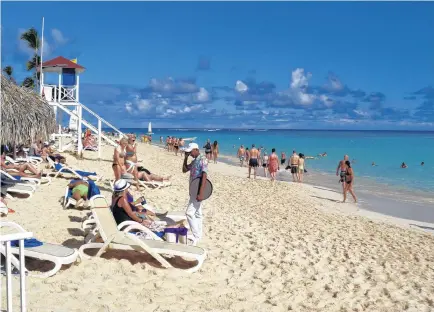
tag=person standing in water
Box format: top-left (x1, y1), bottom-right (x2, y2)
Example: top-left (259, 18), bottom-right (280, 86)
top-left (298, 153), bottom-right (305, 183)
top-left (268, 148), bottom-right (279, 182)
top-left (336, 155), bottom-right (349, 193)
top-left (281, 151), bottom-right (286, 167)
top-left (248, 144), bottom-right (259, 179)
top-left (289, 150), bottom-right (300, 182)
top-left (343, 160), bottom-right (357, 203)
top-left (262, 151), bottom-right (269, 178)
top-left (237, 145), bottom-right (245, 167)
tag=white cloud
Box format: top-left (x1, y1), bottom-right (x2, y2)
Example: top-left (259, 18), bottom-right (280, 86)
top-left (125, 102), bottom-right (133, 113)
top-left (51, 29), bottom-right (68, 45)
top-left (353, 110), bottom-right (370, 117)
top-left (235, 80), bottom-right (248, 93)
top-left (195, 88), bottom-right (210, 102)
top-left (136, 99), bottom-right (152, 111)
top-left (290, 68), bottom-right (311, 89)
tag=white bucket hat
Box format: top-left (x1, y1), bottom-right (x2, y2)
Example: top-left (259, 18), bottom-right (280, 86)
top-left (113, 179), bottom-right (131, 192)
top-left (184, 143), bottom-right (199, 152)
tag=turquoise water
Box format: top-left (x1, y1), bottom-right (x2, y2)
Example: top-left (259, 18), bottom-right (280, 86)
top-left (120, 128), bottom-right (434, 193)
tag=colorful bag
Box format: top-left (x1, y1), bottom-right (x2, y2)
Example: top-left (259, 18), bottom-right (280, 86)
top-left (164, 227), bottom-right (188, 244)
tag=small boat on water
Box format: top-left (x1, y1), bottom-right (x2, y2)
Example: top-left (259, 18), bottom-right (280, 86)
top-left (183, 137), bottom-right (197, 142)
top-left (147, 122), bottom-right (153, 135)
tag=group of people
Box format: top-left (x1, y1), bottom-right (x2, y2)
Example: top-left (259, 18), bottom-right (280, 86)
top-left (111, 139), bottom-right (208, 246)
top-left (165, 136), bottom-right (185, 156)
top-left (336, 155), bottom-right (357, 203)
top-left (112, 134), bottom-right (171, 187)
top-left (202, 139), bottom-right (219, 164)
top-left (236, 145), bottom-right (307, 182)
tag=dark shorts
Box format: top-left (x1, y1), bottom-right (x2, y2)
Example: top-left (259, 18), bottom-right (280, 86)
top-left (262, 164), bottom-right (267, 168)
top-left (249, 158), bottom-right (259, 167)
top-left (291, 166), bottom-right (298, 174)
top-left (205, 150), bottom-right (211, 154)
top-left (281, 159), bottom-right (286, 165)
top-left (138, 166), bottom-right (151, 175)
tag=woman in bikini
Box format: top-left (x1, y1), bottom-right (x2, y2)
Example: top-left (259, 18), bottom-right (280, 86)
top-left (262, 151), bottom-right (269, 178)
top-left (112, 138), bottom-right (128, 181)
top-left (268, 148), bottom-right (279, 182)
top-left (298, 153), bottom-right (305, 183)
top-left (212, 141), bottom-right (219, 164)
top-left (343, 160), bottom-right (357, 203)
top-left (173, 138), bottom-right (179, 156)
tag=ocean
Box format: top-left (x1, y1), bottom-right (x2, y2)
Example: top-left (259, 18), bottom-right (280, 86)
top-left (122, 128), bottom-right (433, 191)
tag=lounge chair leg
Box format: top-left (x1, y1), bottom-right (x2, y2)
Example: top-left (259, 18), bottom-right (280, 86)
top-left (78, 243), bottom-right (104, 259)
top-left (95, 241), bottom-right (111, 257)
top-left (34, 259), bottom-right (62, 278)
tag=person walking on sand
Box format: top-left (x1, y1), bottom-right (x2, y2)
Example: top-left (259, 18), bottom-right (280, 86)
top-left (289, 150), bottom-right (300, 182)
top-left (268, 149), bottom-right (279, 182)
top-left (237, 145), bottom-right (245, 167)
top-left (343, 160), bottom-right (357, 203)
top-left (336, 155), bottom-right (349, 192)
top-left (262, 151), bottom-right (269, 178)
top-left (298, 153), bottom-right (305, 183)
top-left (203, 139), bottom-right (212, 161)
top-left (182, 143), bottom-right (208, 245)
top-left (211, 141), bottom-right (219, 164)
top-left (248, 144), bottom-right (259, 179)
top-left (245, 148), bottom-right (250, 166)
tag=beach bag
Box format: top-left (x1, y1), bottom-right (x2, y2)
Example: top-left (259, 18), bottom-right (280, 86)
top-left (189, 177), bottom-right (213, 200)
top-left (164, 227), bottom-right (188, 244)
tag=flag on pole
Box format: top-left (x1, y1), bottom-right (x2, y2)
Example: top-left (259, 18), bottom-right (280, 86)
top-left (71, 58), bottom-right (77, 64)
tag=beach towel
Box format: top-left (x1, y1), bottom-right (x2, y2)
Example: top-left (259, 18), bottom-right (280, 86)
top-left (55, 163), bottom-right (97, 177)
top-left (11, 238), bottom-right (43, 248)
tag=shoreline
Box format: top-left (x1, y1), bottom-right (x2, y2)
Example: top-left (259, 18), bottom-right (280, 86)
top-left (153, 143), bottom-right (434, 233)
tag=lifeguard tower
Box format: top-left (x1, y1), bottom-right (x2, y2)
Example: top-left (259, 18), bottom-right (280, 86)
top-left (40, 56), bottom-right (123, 157)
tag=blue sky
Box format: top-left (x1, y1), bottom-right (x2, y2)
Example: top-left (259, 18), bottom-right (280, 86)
top-left (2, 1), bottom-right (434, 129)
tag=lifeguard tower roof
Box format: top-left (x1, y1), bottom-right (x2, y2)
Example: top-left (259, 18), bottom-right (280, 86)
top-left (41, 56), bottom-right (85, 74)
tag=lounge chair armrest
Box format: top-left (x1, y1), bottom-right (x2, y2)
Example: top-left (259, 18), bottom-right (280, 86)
top-left (0, 221), bottom-right (28, 233)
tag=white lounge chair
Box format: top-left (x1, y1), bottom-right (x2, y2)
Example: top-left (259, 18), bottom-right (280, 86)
top-left (6, 155), bottom-right (42, 167)
top-left (47, 157), bottom-right (101, 181)
top-left (1, 182), bottom-right (36, 198)
top-left (0, 222), bottom-right (79, 278)
top-left (79, 196), bottom-right (206, 273)
top-left (81, 196), bottom-right (187, 242)
top-left (111, 177), bottom-right (171, 190)
top-left (1, 169), bottom-right (51, 186)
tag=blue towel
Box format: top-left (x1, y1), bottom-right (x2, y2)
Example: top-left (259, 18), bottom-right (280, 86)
top-left (11, 238), bottom-right (43, 248)
top-left (54, 163), bottom-right (96, 177)
top-left (67, 179), bottom-right (101, 199)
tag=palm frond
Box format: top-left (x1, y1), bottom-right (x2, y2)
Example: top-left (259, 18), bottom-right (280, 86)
top-left (26, 54), bottom-right (41, 71)
top-left (20, 27), bottom-right (40, 51)
top-left (2, 66), bottom-right (13, 78)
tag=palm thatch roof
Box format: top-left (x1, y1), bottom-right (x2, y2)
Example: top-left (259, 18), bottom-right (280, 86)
top-left (1, 74), bottom-right (56, 146)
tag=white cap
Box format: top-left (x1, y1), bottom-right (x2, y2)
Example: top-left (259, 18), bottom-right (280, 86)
top-left (44, 141), bottom-right (49, 146)
top-left (113, 179), bottom-right (131, 192)
top-left (184, 143), bottom-right (199, 152)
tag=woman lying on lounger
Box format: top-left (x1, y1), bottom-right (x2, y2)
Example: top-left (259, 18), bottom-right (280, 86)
top-left (1, 146), bottom-right (41, 178)
top-left (136, 166), bottom-right (171, 183)
top-left (68, 180), bottom-right (89, 208)
top-left (111, 179), bottom-right (184, 232)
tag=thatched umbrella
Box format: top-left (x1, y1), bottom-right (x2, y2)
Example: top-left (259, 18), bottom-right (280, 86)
top-left (1, 74), bottom-right (56, 146)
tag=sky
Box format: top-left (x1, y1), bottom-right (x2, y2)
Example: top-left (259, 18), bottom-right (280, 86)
top-left (1, 1), bottom-right (434, 130)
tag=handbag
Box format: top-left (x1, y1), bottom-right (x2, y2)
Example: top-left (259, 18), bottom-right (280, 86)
top-left (164, 227), bottom-right (188, 244)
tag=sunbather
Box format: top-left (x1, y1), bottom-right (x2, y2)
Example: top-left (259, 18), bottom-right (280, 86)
top-left (111, 179), bottom-right (184, 232)
top-left (68, 180), bottom-right (90, 208)
top-left (41, 142), bottom-right (66, 164)
top-left (137, 166), bottom-right (171, 182)
top-left (1, 146), bottom-right (41, 178)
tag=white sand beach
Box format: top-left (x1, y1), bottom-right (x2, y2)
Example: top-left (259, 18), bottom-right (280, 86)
top-left (2, 143), bottom-right (434, 312)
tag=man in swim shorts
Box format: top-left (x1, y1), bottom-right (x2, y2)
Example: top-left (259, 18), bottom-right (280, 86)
top-left (237, 145), bottom-right (245, 167)
top-left (248, 144), bottom-right (259, 179)
top-left (289, 150), bottom-right (300, 182)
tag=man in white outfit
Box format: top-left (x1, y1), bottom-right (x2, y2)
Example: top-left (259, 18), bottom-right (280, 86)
top-left (182, 143), bottom-right (208, 245)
